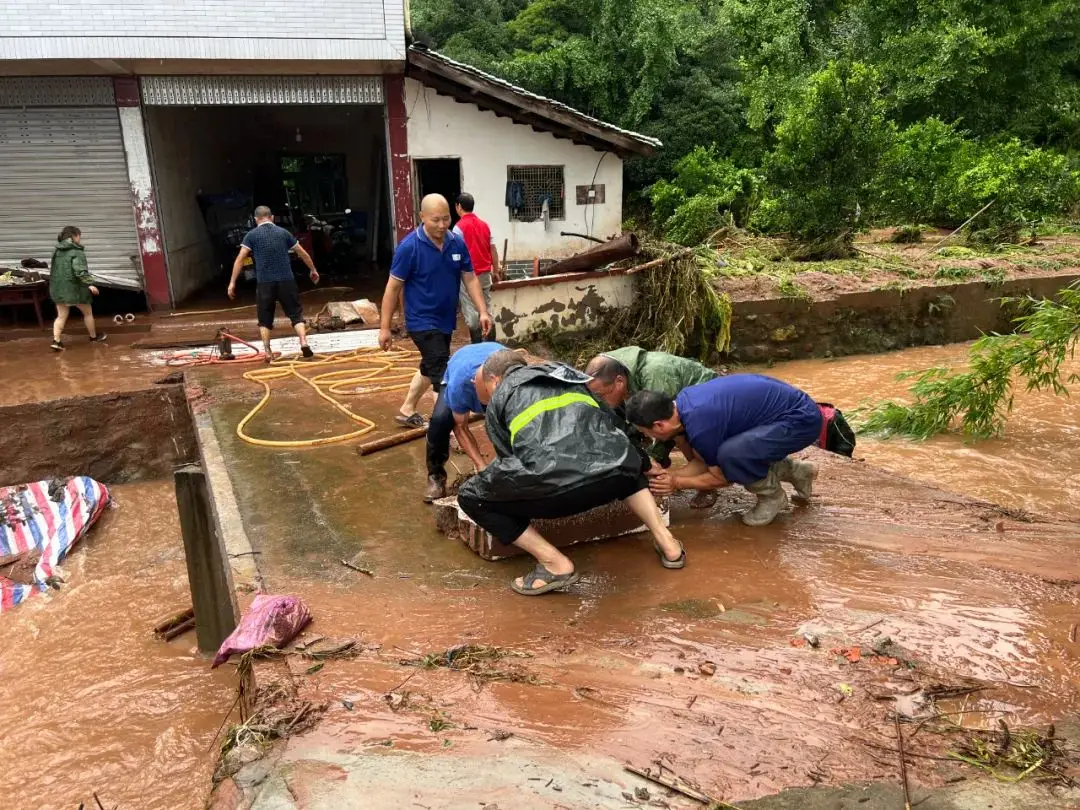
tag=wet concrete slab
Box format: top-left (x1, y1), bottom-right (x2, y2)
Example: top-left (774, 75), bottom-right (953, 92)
top-left (194, 362), bottom-right (1080, 809)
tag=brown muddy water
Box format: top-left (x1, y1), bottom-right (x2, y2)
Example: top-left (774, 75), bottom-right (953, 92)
top-left (758, 342), bottom-right (1080, 520)
top-left (0, 481), bottom-right (235, 810)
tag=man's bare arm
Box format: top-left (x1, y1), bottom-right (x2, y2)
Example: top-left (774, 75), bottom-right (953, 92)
top-left (453, 412), bottom-right (486, 469)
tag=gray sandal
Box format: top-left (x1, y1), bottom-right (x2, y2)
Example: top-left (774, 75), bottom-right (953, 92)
top-left (395, 412), bottom-right (427, 429)
top-left (654, 543), bottom-right (687, 569)
top-left (510, 565), bottom-right (580, 596)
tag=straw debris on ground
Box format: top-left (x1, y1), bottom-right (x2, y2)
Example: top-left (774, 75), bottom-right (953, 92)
top-left (401, 644), bottom-right (541, 685)
top-left (946, 721), bottom-right (1076, 787)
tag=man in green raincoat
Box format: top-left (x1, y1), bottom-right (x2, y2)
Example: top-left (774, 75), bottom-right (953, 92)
top-left (456, 350), bottom-right (686, 596)
top-left (585, 347), bottom-right (717, 507)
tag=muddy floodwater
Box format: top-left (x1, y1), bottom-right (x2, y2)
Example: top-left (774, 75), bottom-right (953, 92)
top-left (0, 481), bottom-right (235, 810)
top-left (758, 342), bottom-right (1080, 519)
top-left (4, 341), bottom-right (1080, 809)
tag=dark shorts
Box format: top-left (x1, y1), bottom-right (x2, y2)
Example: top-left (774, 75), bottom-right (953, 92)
top-left (256, 279), bottom-right (303, 330)
top-left (457, 473), bottom-right (649, 546)
top-left (411, 329), bottom-right (452, 389)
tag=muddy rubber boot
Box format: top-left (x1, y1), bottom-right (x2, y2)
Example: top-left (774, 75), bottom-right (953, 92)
top-left (741, 464), bottom-right (789, 526)
top-left (424, 475), bottom-right (447, 504)
top-left (777, 456), bottom-right (818, 500)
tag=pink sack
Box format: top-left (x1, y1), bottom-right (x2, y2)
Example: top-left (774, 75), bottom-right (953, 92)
top-left (212, 594), bottom-right (312, 668)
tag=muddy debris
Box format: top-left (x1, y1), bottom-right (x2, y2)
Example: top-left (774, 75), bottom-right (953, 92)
top-left (947, 721), bottom-right (1076, 787)
top-left (402, 644), bottom-right (541, 684)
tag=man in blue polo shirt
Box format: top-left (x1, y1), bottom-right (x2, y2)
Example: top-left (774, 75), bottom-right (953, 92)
top-left (379, 194), bottom-right (493, 427)
top-left (625, 375), bottom-right (822, 526)
top-left (423, 341), bottom-right (506, 502)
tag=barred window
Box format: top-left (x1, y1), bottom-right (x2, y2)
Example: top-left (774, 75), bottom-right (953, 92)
top-left (506, 165), bottom-right (565, 221)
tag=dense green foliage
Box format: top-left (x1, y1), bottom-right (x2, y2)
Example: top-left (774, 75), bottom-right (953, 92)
top-left (412, 0), bottom-right (1080, 244)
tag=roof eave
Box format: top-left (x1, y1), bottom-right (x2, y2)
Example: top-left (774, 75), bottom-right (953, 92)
top-left (406, 48), bottom-right (660, 158)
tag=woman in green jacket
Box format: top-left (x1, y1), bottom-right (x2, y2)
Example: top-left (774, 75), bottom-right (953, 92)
top-left (50, 226), bottom-right (105, 351)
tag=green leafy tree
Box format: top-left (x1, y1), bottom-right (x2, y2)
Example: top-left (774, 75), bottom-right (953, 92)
top-left (763, 61), bottom-right (891, 245)
top-left (650, 147), bottom-right (761, 244)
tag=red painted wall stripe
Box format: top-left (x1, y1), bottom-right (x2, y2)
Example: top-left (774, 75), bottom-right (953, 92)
top-left (384, 74), bottom-right (415, 244)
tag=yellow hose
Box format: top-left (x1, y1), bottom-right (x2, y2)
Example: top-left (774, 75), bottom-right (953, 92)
top-left (236, 347), bottom-right (421, 449)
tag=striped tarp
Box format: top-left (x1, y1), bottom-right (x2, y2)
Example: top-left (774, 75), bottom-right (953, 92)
top-left (0, 477), bottom-right (111, 613)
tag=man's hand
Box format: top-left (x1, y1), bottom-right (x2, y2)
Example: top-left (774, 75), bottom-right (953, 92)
top-left (479, 311), bottom-right (494, 337)
top-left (644, 458), bottom-right (664, 477)
top-left (648, 470), bottom-right (677, 496)
top-left (378, 327), bottom-right (393, 352)
top-left (309, 269), bottom-right (320, 285)
top-left (227, 282), bottom-right (237, 300)
top-left (88, 285), bottom-right (100, 296)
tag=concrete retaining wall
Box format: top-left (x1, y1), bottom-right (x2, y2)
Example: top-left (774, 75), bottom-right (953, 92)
top-left (728, 274), bottom-right (1080, 361)
top-left (491, 271), bottom-right (635, 338)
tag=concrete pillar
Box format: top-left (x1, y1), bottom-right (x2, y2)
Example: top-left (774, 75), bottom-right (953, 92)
top-left (383, 73), bottom-right (415, 244)
top-left (114, 76), bottom-right (171, 309)
top-left (174, 464), bottom-right (238, 653)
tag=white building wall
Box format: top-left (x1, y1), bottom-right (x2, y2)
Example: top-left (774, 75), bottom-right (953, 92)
top-left (490, 273), bottom-right (636, 338)
top-left (0, 0), bottom-right (404, 62)
top-left (405, 78), bottom-right (625, 261)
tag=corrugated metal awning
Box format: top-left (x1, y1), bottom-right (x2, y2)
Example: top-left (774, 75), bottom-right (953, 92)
top-left (141, 75), bottom-right (385, 106)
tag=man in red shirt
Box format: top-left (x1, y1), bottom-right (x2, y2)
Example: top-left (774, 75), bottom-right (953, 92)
top-left (454, 192), bottom-right (501, 343)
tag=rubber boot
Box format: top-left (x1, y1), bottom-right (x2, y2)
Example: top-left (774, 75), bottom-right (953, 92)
top-left (741, 464), bottom-right (789, 526)
top-left (468, 327), bottom-right (483, 345)
top-left (424, 475), bottom-right (447, 504)
top-left (776, 456), bottom-right (818, 500)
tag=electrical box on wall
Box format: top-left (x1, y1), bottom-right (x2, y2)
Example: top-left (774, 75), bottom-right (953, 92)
top-left (576, 184), bottom-right (605, 205)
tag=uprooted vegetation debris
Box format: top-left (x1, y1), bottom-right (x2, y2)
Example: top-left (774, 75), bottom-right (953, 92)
top-left (522, 228), bottom-right (1080, 366)
top-left (947, 722), bottom-right (1075, 786)
top-left (400, 644), bottom-right (541, 685)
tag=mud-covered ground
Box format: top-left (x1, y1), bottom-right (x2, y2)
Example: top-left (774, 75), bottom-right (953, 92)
top-left (192, 347), bottom-right (1080, 809)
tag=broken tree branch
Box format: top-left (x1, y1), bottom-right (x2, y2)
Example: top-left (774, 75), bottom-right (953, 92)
top-left (896, 714), bottom-right (912, 810)
top-left (918, 199), bottom-right (997, 259)
top-left (340, 559), bottom-right (375, 577)
top-left (624, 764), bottom-right (720, 805)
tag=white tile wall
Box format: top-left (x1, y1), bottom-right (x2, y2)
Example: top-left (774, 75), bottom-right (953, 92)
top-left (0, 0), bottom-right (405, 61)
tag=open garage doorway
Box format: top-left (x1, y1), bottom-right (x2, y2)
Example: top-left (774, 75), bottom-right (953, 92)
top-left (145, 103), bottom-right (393, 305)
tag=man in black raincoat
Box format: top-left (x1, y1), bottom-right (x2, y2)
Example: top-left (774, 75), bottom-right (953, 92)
top-left (456, 350), bottom-right (686, 596)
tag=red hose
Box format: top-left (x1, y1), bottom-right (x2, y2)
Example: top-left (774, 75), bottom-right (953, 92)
top-left (166, 332), bottom-right (279, 367)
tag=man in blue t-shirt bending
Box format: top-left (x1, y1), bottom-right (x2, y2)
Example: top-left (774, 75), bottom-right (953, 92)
top-left (379, 194), bottom-right (493, 428)
top-left (625, 374), bottom-right (823, 526)
top-left (423, 341), bottom-right (507, 502)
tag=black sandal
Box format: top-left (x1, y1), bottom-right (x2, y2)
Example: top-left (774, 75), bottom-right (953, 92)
top-left (395, 412), bottom-right (427, 429)
top-left (510, 565), bottom-right (580, 596)
top-left (654, 543), bottom-right (687, 569)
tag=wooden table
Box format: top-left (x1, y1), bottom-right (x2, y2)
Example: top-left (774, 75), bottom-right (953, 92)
top-left (0, 280), bottom-right (47, 328)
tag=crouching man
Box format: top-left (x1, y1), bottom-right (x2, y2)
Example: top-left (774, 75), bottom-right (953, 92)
top-left (625, 374), bottom-right (822, 526)
top-left (424, 341), bottom-right (508, 502)
top-left (457, 350), bottom-right (686, 596)
top-left (585, 346), bottom-right (718, 508)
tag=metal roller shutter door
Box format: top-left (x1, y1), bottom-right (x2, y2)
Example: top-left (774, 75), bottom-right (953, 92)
top-left (0, 106), bottom-right (141, 290)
